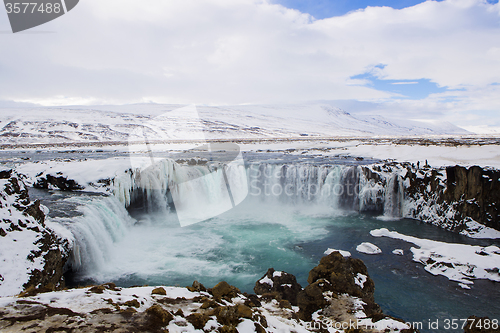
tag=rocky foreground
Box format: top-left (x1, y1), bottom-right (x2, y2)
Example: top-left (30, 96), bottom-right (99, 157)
top-left (0, 251), bottom-right (415, 333)
top-left (0, 253), bottom-right (496, 333)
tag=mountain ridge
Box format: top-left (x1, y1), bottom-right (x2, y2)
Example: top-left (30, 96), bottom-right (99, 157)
top-left (0, 103), bottom-right (469, 144)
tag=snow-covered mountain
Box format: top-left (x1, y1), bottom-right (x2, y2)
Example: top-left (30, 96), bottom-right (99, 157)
top-left (0, 104), bottom-right (469, 145)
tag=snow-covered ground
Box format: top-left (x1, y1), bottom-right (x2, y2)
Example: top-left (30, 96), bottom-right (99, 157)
top-left (371, 228), bottom-right (500, 287)
top-left (0, 103), bottom-right (470, 145)
top-left (324, 248), bottom-right (351, 257)
top-left (0, 284), bottom-right (410, 333)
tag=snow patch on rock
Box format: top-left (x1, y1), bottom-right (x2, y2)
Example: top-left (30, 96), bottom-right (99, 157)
top-left (324, 248), bottom-right (351, 257)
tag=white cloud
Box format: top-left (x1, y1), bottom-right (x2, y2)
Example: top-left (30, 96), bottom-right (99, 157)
top-left (0, 0), bottom-right (499, 128)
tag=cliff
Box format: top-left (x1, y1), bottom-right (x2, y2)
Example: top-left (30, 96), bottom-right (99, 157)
top-left (360, 163), bottom-right (500, 236)
top-left (0, 169), bottom-right (71, 297)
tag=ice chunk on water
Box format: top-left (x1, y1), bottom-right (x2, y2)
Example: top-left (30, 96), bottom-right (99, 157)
top-left (356, 242), bottom-right (382, 254)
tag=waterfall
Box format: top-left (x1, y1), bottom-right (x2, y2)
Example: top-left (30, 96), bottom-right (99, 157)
top-left (383, 174), bottom-right (404, 218)
top-left (247, 164), bottom-right (338, 205)
top-left (60, 160), bottom-right (410, 282)
top-left (114, 160), bottom-right (405, 218)
top-left (359, 169), bottom-right (385, 212)
top-left (62, 196), bottom-right (135, 274)
top-left (246, 163), bottom-right (387, 212)
top-left (113, 158), bottom-right (248, 226)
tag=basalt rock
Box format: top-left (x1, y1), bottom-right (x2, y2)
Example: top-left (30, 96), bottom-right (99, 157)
top-left (298, 251), bottom-right (381, 320)
top-left (368, 163), bottom-right (500, 234)
top-left (254, 268), bottom-right (302, 305)
top-left (0, 169), bottom-right (70, 296)
top-left (151, 287), bottom-right (167, 295)
top-left (23, 231), bottom-right (68, 294)
top-left (212, 304), bottom-right (253, 326)
top-left (296, 281), bottom-right (328, 321)
top-left (186, 312), bottom-right (210, 329)
top-left (308, 252), bottom-right (376, 303)
top-left (444, 166), bottom-right (500, 231)
top-left (34, 174), bottom-right (84, 191)
top-left (210, 281), bottom-right (240, 301)
top-left (187, 280), bottom-right (206, 292)
top-left (145, 304), bottom-right (174, 328)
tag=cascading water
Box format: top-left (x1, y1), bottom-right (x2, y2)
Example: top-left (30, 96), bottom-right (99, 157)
top-left (59, 196), bottom-right (136, 275)
top-left (383, 174), bottom-right (404, 219)
top-left (114, 158), bottom-right (248, 226)
top-left (65, 159), bottom-right (403, 282)
top-left (246, 163), bottom-right (385, 212)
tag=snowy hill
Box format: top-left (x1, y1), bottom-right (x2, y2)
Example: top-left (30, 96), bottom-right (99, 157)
top-left (0, 104), bottom-right (469, 145)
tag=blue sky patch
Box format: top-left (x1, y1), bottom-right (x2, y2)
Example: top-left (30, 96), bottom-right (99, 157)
top-left (274, 0), bottom-right (499, 19)
top-left (351, 71), bottom-right (447, 99)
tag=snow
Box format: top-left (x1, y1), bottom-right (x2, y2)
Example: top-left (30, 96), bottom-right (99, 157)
top-left (356, 242), bottom-right (382, 255)
top-left (0, 226), bottom-right (44, 296)
top-left (0, 285), bottom-right (201, 313)
top-left (236, 319), bottom-right (256, 333)
top-left (346, 142), bottom-right (500, 169)
top-left (0, 281), bottom-right (428, 333)
top-left (392, 249), bottom-right (404, 255)
top-left (0, 104), bottom-right (469, 146)
top-left (371, 228), bottom-right (500, 285)
top-left (15, 157), bottom-right (134, 193)
top-left (272, 270), bottom-right (283, 277)
top-left (354, 273), bottom-right (367, 288)
top-left (460, 220), bottom-right (500, 239)
top-left (0, 176), bottom-right (64, 297)
top-left (45, 220), bottom-right (74, 244)
top-left (259, 276), bottom-right (274, 287)
top-left (324, 248), bottom-right (352, 257)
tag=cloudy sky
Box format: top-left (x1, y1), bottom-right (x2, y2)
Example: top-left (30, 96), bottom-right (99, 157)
top-left (0, 0), bottom-right (499, 132)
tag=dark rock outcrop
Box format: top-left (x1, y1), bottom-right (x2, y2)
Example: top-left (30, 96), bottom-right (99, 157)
top-left (296, 281), bottom-right (328, 320)
top-left (0, 169), bottom-right (70, 296)
top-left (361, 163), bottom-right (500, 234)
top-left (402, 163), bottom-right (500, 232)
top-left (186, 312), bottom-right (210, 329)
top-left (297, 251), bottom-right (380, 320)
top-left (145, 304), bottom-right (174, 328)
top-left (254, 268), bottom-right (302, 305)
top-left (444, 166), bottom-right (500, 231)
top-left (209, 281), bottom-right (240, 301)
top-left (34, 174), bottom-right (84, 191)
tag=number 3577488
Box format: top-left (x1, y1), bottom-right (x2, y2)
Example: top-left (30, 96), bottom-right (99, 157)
top-left (5, 2), bottom-right (62, 14)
